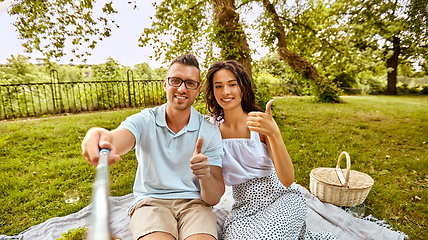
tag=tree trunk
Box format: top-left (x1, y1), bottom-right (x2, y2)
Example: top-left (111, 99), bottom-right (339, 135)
top-left (384, 36), bottom-right (401, 95)
top-left (211, 0), bottom-right (252, 78)
top-left (262, 0), bottom-right (322, 84)
top-left (262, 0), bottom-right (339, 102)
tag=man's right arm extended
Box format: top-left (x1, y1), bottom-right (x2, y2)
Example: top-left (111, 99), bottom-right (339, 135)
top-left (81, 127), bottom-right (136, 166)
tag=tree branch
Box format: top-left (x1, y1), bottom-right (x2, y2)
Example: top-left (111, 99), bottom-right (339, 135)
top-left (279, 15), bottom-right (344, 54)
top-left (236, 0), bottom-right (254, 10)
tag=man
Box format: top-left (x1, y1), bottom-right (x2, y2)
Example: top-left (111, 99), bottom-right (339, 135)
top-left (81, 54), bottom-right (225, 240)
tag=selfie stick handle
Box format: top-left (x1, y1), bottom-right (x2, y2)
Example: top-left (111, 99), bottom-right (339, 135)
top-left (88, 149), bottom-right (111, 240)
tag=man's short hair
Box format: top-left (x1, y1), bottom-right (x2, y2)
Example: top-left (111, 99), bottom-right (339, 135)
top-left (169, 54), bottom-right (200, 72)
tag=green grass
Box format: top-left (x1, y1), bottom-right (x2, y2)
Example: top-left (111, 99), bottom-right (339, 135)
top-left (0, 109), bottom-right (141, 236)
top-left (0, 96), bottom-right (427, 239)
top-left (274, 95), bottom-right (427, 239)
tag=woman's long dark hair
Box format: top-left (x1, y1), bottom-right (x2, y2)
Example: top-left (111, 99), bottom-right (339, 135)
top-left (204, 60), bottom-right (262, 121)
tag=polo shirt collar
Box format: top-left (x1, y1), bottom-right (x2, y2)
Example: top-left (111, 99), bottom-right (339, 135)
top-left (155, 103), bottom-right (199, 132)
top-left (188, 107), bottom-right (200, 131)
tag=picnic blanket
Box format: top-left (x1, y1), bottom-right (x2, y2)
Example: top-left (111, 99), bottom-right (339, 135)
top-left (1, 184), bottom-right (408, 240)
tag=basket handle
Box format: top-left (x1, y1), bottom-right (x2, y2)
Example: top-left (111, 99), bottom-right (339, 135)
top-left (335, 151), bottom-right (351, 187)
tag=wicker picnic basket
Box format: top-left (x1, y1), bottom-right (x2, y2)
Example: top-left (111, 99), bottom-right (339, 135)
top-left (309, 151), bottom-right (374, 207)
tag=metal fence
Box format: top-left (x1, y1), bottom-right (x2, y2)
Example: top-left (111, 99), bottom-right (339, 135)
top-left (0, 70), bottom-right (166, 120)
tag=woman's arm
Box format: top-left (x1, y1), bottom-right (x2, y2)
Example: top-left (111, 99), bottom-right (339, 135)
top-left (247, 100), bottom-right (294, 187)
top-left (263, 132), bottom-right (294, 187)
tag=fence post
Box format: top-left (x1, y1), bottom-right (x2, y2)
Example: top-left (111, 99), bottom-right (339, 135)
top-left (50, 69), bottom-right (62, 112)
top-left (0, 86), bottom-right (6, 119)
top-left (127, 69), bottom-right (133, 107)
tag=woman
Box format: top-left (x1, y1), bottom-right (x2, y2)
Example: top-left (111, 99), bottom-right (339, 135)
top-left (204, 60), bottom-right (336, 240)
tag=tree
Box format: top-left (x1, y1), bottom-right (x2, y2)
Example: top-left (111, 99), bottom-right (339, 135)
top-left (253, 54), bottom-right (311, 96)
top-left (139, 0), bottom-right (341, 101)
top-left (0, 54), bottom-right (48, 84)
top-left (138, 1), bottom-right (213, 67)
top-left (52, 64), bottom-right (86, 82)
top-left (14, 1), bottom-right (426, 101)
top-left (153, 67), bottom-right (168, 80)
top-left (7, 0), bottom-right (118, 62)
top-left (211, 0), bottom-right (253, 77)
top-left (138, 0), bottom-right (256, 76)
top-left (257, 0), bottom-right (341, 102)
top-left (336, 0), bottom-right (428, 95)
top-left (133, 62), bottom-right (155, 80)
top-left (6, 0), bottom-right (342, 101)
top-left (91, 57), bottom-right (123, 81)
top-left (255, 0), bottom-right (427, 96)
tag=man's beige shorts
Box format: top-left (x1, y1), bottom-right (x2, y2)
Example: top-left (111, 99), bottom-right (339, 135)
top-left (128, 197), bottom-right (218, 240)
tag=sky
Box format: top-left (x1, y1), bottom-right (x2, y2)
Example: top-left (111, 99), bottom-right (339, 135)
top-left (0, 0), bottom-right (268, 69)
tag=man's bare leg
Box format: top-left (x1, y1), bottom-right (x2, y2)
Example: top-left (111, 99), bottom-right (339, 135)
top-left (185, 233), bottom-right (216, 240)
top-left (140, 232), bottom-right (175, 240)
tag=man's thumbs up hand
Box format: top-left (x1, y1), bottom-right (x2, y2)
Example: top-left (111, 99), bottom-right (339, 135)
top-left (190, 137), bottom-right (211, 180)
top-left (193, 137), bottom-right (203, 156)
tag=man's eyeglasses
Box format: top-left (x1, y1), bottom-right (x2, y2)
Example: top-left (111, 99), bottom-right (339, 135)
top-left (167, 77), bottom-right (200, 90)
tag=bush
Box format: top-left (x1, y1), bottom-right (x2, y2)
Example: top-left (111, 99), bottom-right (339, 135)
top-left (397, 83), bottom-right (425, 94)
top-left (253, 54), bottom-right (310, 96)
top-left (255, 82), bottom-right (273, 111)
top-left (255, 73), bottom-right (285, 97)
top-left (397, 83), bottom-right (410, 94)
top-left (333, 73), bottom-right (357, 88)
top-left (409, 85), bottom-right (421, 94)
top-left (193, 92), bottom-right (208, 115)
top-left (360, 77), bottom-right (386, 94)
top-left (421, 85), bottom-right (428, 94)
top-left (311, 81), bottom-right (342, 103)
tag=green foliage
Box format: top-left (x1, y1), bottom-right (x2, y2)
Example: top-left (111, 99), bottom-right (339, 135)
top-left (333, 73), bottom-right (357, 88)
top-left (337, 0), bottom-right (428, 92)
top-left (0, 55), bottom-right (94, 85)
top-left (7, 0), bottom-right (428, 101)
top-left (80, 57), bottom-right (125, 109)
top-left (0, 55), bottom-right (49, 84)
top-left (256, 72), bottom-right (280, 84)
top-left (153, 67), bottom-right (167, 80)
top-left (210, 14), bottom-right (250, 62)
top-left (396, 83), bottom-right (427, 95)
top-left (56, 227), bottom-right (88, 240)
top-left (398, 61), bottom-right (427, 79)
top-left (138, 0), bottom-right (212, 65)
top-left (131, 63), bottom-right (166, 81)
top-left (133, 62), bottom-right (155, 80)
top-left (422, 85), bottom-right (428, 94)
top-left (0, 56), bottom-right (166, 119)
top-left (50, 64), bottom-right (88, 83)
top-left (91, 57), bottom-right (124, 81)
top-left (254, 82), bottom-right (273, 112)
top-left (253, 54), bottom-right (311, 96)
top-left (253, 54), bottom-right (289, 78)
top-left (360, 76), bottom-right (387, 94)
top-left (193, 92), bottom-right (208, 116)
top-left (258, 0), bottom-right (360, 78)
top-left (311, 80), bottom-right (342, 103)
top-left (257, 0), bottom-right (427, 94)
top-left (8, 0), bottom-right (118, 61)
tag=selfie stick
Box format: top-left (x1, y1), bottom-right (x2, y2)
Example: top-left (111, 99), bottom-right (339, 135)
top-left (88, 149), bottom-right (111, 240)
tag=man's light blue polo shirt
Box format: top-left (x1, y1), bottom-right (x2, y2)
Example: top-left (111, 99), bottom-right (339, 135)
top-left (118, 103), bottom-right (223, 208)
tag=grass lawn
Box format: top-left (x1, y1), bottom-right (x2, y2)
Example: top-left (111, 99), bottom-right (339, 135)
top-left (0, 95), bottom-right (427, 239)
